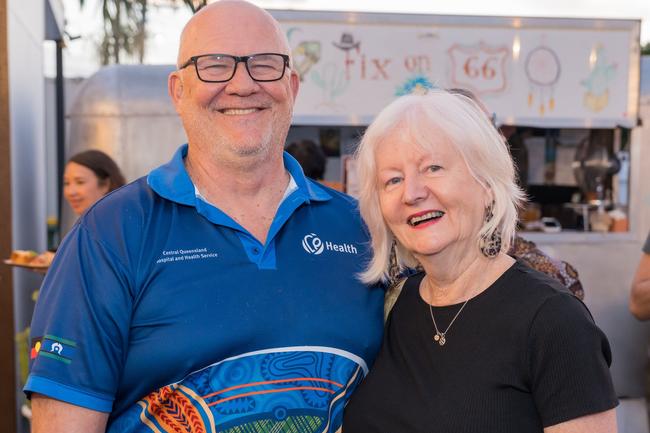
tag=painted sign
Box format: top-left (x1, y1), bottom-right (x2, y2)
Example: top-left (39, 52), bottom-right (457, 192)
top-left (276, 13), bottom-right (640, 128)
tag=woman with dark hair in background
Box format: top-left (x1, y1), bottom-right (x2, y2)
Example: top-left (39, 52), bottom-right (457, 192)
top-left (9, 151), bottom-right (125, 271)
top-left (63, 149), bottom-right (126, 216)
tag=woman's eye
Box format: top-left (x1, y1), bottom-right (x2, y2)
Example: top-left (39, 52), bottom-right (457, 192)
top-left (385, 177), bottom-right (402, 187)
top-left (427, 165), bottom-right (442, 173)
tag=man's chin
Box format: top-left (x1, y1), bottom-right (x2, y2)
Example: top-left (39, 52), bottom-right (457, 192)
top-left (226, 138), bottom-right (273, 158)
top-left (232, 146), bottom-right (267, 157)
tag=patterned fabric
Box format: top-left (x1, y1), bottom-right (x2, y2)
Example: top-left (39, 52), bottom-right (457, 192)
top-left (509, 236), bottom-right (584, 300)
top-left (108, 348), bottom-right (365, 433)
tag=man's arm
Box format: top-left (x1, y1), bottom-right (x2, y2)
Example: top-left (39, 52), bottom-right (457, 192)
top-left (31, 394), bottom-right (109, 433)
top-left (544, 408), bottom-right (617, 433)
top-left (629, 253), bottom-right (650, 320)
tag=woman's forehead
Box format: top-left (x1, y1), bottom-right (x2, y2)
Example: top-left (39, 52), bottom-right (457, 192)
top-left (376, 128), bottom-right (463, 161)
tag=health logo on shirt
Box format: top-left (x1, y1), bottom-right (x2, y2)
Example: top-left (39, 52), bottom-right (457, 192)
top-left (302, 233), bottom-right (358, 255)
top-left (302, 233), bottom-right (325, 255)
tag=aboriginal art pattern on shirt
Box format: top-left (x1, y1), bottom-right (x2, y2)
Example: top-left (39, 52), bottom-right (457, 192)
top-left (108, 348), bottom-right (365, 433)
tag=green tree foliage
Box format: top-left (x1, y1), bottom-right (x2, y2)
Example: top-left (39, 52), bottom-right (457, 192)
top-left (642, 42), bottom-right (650, 56)
top-left (79, 0), bottom-right (147, 64)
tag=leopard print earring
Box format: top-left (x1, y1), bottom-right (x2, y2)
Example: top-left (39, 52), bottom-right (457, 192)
top-left (479, 202), bottom-right (502, 258)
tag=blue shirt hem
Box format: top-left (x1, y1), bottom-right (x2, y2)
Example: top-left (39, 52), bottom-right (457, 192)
top-left (25, 375), bottom-right (114, 413)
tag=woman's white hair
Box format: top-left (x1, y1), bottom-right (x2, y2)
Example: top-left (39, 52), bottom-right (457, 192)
top-left (356, 89), bottom-right (526, 284)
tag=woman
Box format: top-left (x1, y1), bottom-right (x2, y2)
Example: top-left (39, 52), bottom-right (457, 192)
top-left (343, 90), bottom-right (617, 432)
top-left (63, 150), bottom-right (126, 215)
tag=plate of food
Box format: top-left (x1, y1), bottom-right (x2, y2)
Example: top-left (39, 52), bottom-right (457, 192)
top-left (4, 250), bottom-right (55, 269)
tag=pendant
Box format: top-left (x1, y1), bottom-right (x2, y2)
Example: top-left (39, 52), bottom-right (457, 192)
top-left (439, 336), bottom-right (446, 346)
top-left (433, 333), bottom-right (440, 342)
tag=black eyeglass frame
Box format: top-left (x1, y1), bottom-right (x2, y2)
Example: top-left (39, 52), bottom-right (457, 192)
top-left (178, 53), bottom-right (290, 83)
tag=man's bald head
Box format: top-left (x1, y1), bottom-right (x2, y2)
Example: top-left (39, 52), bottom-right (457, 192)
top-left (167, 0), bottom-right (300, 173)
top-left (176, 0), bottom-right (290, 68)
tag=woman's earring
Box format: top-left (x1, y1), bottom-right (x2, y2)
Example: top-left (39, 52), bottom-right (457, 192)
top-left (389, 239), bottom-right (400, 282)
top-left (480, 202), bottom-right (502, 258)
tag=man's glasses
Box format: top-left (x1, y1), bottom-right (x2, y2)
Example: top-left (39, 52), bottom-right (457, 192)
top-left (178, 53), bottom-right (290, 83)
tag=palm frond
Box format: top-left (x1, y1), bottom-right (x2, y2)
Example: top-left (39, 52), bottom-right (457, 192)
top-left (80, 0), bottom-right (204, 65)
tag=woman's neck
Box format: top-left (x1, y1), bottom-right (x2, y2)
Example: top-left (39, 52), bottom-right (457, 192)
top-left (419, 252), bottom-right (515, 306)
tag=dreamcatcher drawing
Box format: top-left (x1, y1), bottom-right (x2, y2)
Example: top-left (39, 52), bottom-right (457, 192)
top-left (525, 45), bottom-right (561, 116)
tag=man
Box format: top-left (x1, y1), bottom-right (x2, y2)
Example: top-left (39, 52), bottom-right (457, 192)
top-left (629, 231), bottom-right (650, 320)
top-left (25, 2), bottom-right (384, 431)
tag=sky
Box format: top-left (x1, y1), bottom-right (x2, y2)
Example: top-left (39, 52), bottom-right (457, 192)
top-left (55, 0), bottom-right (650, 77)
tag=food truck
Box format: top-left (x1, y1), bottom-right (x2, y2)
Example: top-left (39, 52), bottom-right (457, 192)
top-left (62, 10), bottom-right (649, 428)
top-left (277, 11), bottom-right (641, 226)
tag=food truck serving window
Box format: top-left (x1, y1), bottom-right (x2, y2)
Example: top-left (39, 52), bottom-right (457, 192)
top-left (505, 127), bottom-right (630, 233)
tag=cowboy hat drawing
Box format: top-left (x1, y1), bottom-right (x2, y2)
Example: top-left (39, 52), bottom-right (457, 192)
top-left (333, 33), bottom-right (361, 51)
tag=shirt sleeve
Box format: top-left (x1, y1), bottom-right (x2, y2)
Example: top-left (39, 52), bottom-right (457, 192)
top-left (24, 222), bottom-right (134, 412)
top-left (527, 292), bottom-right (618, 427)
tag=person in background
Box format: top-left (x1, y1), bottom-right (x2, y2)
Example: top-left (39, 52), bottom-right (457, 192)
top-left (629, 231), bottom-right (650, 320)
top-left (286, 139), bottom-right (326, 180)
top-left (343, 90), bottom-right (617, 433)
top-left (25, 1), bottom-right (384, 432)
top-left (63, 149), bottom-right (126, 215)
top-left (500, 124), bottom-right (530, 191)
top-left (27, 150), bottom-right (125, 269)
top-left (286, 138), bottom-right (344, 191)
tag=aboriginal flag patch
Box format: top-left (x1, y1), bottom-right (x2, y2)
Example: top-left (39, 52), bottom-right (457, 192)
top-left (31, 335), bottom-right (77, 364)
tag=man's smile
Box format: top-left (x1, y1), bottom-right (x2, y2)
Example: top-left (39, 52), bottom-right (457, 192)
top-left (219, 107), bottom-right (261, 115)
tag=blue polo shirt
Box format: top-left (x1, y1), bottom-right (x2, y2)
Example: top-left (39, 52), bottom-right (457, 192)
top-left (25, 145), bottom-right (384, 432)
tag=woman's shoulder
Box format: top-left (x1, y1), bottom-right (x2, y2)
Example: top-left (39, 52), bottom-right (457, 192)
top-left (383, 271), bottom-right (425, 321)
top-left (398, 271), bottom-right (426, 298)
top-left (506, 261), bottom-right (576, 297)
top-left (498, 261), bottom-right (590, 320)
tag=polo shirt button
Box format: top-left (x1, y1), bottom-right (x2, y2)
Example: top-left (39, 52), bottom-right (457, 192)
top-left (252, 247), bottom-right (260, 255)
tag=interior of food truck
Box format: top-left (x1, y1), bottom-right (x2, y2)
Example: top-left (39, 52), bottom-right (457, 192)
top-left (287, 124), bottom-right (632, 235)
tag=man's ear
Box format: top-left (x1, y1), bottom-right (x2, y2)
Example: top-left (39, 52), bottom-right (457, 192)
top-left (168, 71), bottom-right (184, 110)
top-left (289, 69), bottom-right (300, 102)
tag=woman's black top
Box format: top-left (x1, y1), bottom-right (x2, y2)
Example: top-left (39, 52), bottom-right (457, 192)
top-left (343, 262), bottom-right (617, 433)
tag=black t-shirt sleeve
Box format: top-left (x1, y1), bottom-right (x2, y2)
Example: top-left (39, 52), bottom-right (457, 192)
top-left (527, 293), bottom-right (618, 427)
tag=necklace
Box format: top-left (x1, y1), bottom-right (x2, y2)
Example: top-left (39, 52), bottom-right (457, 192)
top-left (429, 299), bottom-right (470, 346)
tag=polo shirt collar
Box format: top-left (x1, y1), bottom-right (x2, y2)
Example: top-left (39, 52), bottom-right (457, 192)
top-left (147, 144), bottom-right (332, 208)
